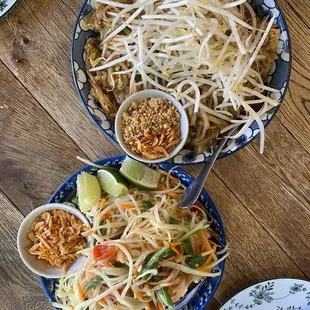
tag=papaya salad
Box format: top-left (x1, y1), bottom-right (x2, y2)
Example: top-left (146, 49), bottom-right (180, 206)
top-left (52, 157), bottom-right (227, 309)
top-left (84, 0), bottom-right (280, 154)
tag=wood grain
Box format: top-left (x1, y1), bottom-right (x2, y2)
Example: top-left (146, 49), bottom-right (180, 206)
top-left (0, 0), bottom-right (120, 160)
top-left (0, 190), bottom-right (53, 310)
top-left (0, 61), bottom-right (85, 214)
top-left (272, 0), bottom-right (310, 152)
top-left (208, 118), bottom-right (310, 277)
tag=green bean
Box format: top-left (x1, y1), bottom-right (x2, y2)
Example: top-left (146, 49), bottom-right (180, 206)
top-left (169, 216), bottom-right (179, 224)
top-left (183, 238), bottom-right (193, 255)
top-left (187, 254), bottom-right (207, 269)
top-left (85, 275), bottom-right (103, 291)
top-left (177, 226), bottom-right (204, 242)
top-left (142, 200), bottom-right (153, 209)
top-left (142, 229), bottom-right (204, 279)
top-left (157, 287), bottom-right (173, 309)
top-left (142, 246), bottom-right (175, 280)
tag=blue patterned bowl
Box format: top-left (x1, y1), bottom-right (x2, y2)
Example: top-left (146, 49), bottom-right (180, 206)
top-left (71, 0), bottom-right (291, 165)
top-left (39, 156), bottom-right (226, 310)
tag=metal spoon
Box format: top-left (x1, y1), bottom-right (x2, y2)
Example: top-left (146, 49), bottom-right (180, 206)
top-left (178, 126), bottom-right (238, 210)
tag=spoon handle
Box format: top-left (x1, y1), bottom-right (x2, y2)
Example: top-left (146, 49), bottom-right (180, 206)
top-left (178, 127), bottom-right (238, 210)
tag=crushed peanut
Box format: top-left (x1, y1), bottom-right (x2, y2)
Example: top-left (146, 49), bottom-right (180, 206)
top-left (121, 97), bottom-right (181, 159)
top-left (27, 210), bottom-right (87, 275)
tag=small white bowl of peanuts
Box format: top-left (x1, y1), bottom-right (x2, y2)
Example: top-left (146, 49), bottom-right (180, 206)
top-left (115, 89), bottom-right (189, 164)
top-left (17, 203), bottom-right (91, 278)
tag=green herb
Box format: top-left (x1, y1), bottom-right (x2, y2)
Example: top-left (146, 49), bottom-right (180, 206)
top-left (142, 200), bottom-right (153, 209)
top-left (169, 216), bottom-right (179, 224)
top-left (142, 228), bottom-right (204, 279)
top-left (142, 247), bottom-right (175, 280)
top-left (153, 274), bottom-right (162, 282)
top-left (187, 254), bottom-right (207, 268)
top-left (85, 275), bottom-right (103, 291)
top-left (135, 73), bottom-right (142, 82)
top-left (114, 262), bottom-right (126, 268)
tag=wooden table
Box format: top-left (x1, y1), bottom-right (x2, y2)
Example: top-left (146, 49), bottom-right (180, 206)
top-left (0, 0), bottom-right (309, 309)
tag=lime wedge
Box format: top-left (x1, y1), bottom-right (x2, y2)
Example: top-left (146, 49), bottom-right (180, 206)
top-left (119, 157), bottom-right (161, 189)
top-left (97, 167), bottom-right (128, 197)
top-left (77, 172), bottom-right (101, 212)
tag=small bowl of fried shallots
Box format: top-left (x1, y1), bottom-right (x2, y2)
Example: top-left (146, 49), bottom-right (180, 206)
top-left (115, 89), bottom-right (189, 164)
top-left (17, 203), bottom-right (91, 278)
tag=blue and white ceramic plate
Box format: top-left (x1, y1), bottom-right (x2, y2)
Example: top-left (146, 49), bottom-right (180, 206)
top-left (0, 0), bottom-right (19, 19)
top-left (39, 156), bottom-right (226, 310)
top-left (71, 0), bottom-right (291, 164)
top-left (220, 279), bottom-right (310, 310)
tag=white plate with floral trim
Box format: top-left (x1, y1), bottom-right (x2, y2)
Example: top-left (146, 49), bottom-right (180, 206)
top-left (0, 0), bottom-right (19, 19)
top-left (220, 279), bottom-right (310, 310)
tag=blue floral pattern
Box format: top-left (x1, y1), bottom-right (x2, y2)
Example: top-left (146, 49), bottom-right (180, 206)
top-left (39, 156), bottom-right (226, 310)
top-left (71, 0), bottom-right (291, 165)
top-left (221, 279), bottom-right (310, 310)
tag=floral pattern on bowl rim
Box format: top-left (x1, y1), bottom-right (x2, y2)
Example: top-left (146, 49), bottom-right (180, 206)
top-left (71, 0), bottom-right (291, 165)
top-left (39, 155), bottom-right (226, 310)
top-left (220, 278), bottom-right (310, 310)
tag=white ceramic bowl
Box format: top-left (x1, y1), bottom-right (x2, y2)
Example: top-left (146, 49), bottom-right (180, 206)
top-left (115, 89), bottom-right (189, 164)
top-left (17, 203), bottom-right (91, 278)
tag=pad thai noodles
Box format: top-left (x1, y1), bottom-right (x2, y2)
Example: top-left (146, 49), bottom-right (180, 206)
top-left (52, 160), bottom-right (226, 309)
top-left (83, 0), bottom-right (280, 154)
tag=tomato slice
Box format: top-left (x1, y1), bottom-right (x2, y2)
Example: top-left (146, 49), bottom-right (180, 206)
top-left (93, 245), bottom-right (117, 261)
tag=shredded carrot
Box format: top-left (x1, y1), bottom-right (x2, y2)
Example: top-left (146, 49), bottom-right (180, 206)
top-left (135, 291), bottom-right (144, 301)
top-left (99, 298), bottom-right (108, 305)
top-left (98, 199), bottom-right (107, 208)
top-left (120, 204), bottom-right (135, 209)
top-left (198, 231), bottom-right (212, 251)
top-left (201, 249), bottom-right (214, 257)
top-left (197, 254), bottom-right (213, 271)
top-left (77, 282), bottom-right (86, 300)
top-left (163, 241), bottom-right (181, 247)
top-left (163, 241), bottom-right (181, 255)
top-left (169, 192), bottom-right (180, 199)
top-left (157, 301), bottom-right (164, 310)
top-left (99, 209), bottom-right (112, 221)
top-left (175, 254), bottom-right (183, 263)
top-left (208, 240), bottom-right (218, 246)
top-left (171, 246), bottom-right (180, 255)
top-left (133, 266), bottom-right (138, 276)
top-left (211, 231), bottom-right (219, 237)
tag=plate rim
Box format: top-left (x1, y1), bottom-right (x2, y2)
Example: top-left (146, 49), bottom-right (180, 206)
top-left (219, 277), bottom-right (310, 310)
